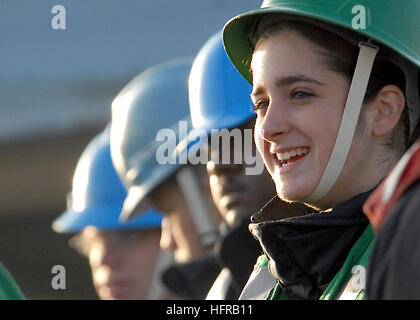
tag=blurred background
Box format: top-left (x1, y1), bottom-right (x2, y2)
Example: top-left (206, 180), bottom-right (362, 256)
top-left (0, 0), bottom-right (257, 299)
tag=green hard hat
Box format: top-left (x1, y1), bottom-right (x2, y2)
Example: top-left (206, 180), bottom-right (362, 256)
top-left (223, 0), bottom-right (420, 84)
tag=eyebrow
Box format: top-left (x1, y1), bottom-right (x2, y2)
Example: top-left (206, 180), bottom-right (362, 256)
top-left (251, 74), bottom-right (325, 99)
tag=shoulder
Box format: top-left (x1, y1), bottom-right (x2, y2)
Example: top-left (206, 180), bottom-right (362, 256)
top-left (367, 179), bottom-right (420, 299)
top-left (365, 141), bottom-right (420, 299)
top-left (0, 263), bottom-right (25, 300)
top-left (363, 140), bottom-right (420, 232)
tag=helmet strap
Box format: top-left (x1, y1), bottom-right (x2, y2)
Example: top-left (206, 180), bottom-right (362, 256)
top-left (175, 166), bottom-right (219, 248)
top-left (303, 42), bottom-right (379, 203)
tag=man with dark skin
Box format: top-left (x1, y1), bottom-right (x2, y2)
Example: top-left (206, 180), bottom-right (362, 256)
top-left (207, 119), bottom-right (306, 227)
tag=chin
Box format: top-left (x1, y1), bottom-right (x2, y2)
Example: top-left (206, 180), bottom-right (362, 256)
top-left (228, 208), bottom-right (249, 221)
top-left (275, 181), bottom-right (313, 204)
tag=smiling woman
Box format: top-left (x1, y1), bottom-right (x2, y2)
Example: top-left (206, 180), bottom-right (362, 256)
top-left (250, 21), bottom-right (408, 210)
top-left (223, 0), bottom-right (419, 300)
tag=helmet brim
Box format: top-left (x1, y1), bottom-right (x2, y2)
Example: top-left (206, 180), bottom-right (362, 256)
top-left (53, 206), bottom-right (162, 233)
top-left (120, 164), bottom-right (180, 221)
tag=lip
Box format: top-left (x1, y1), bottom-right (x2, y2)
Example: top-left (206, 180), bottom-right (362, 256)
top-left (220, 191), bottom-right (244, 211)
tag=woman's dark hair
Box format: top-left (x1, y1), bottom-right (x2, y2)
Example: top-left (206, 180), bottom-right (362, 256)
top-left (254, 20), bottom-right (411, 149)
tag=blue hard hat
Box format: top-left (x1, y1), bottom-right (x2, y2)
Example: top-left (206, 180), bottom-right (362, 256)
top-left (111, 59), bottom-right (199, 221)
top-left (52, 127), bottom-right (163, 233)
top-left (188, 31), bottom-right (255, 133)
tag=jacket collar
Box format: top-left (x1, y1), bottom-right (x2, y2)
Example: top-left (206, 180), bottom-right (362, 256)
top-left (214, 219), bottom-right (263, 296)
top-left (249, 190), bottom-right (372, 299)
top-left (161, 253), bottom-right (221, 299)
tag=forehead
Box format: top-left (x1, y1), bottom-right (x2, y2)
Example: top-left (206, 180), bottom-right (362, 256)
top-left (252, 31), bottom-right (321, 71)
top-left (250, 31), bottom-right (336, 92)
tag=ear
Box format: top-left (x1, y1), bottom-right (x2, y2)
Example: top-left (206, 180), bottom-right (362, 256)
top-left (370, 84), bottom-right (405, 137)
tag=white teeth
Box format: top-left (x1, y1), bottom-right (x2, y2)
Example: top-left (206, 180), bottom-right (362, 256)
top-left (275, 147), bottom-right (309, 163)
top-left (277, 153), bottom-right (288, 161)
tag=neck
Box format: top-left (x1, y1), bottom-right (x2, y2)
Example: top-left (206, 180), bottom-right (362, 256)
top-left (309, 145), bottom-right (401, 212)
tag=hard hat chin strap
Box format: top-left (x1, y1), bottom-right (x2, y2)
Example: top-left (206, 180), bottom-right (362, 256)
top-left (304, 42), bottom-right (379, 203)
top-left (175, 166), bottom-right (219, 248)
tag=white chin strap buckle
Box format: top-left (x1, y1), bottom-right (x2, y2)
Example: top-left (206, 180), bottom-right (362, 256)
top-left (304, 41), bottom-right (379, 203)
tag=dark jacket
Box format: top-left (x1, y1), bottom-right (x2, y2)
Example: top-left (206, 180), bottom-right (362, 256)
top-left (211, 220), bottom-right (263, 299)
top-left (160, 220), bottom-right (262, 300)
top-left (161, 253), bottom-right (221, 300)
top-left (364, 141), bottom-right (420, 299)
top-left (248, 191), bottom-right (372, 300)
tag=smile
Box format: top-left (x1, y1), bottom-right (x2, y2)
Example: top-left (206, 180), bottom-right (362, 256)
top-left (275, 147), bottom-right (310, 167)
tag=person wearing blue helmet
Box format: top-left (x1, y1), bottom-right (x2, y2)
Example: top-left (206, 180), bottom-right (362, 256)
top-left (188, 31), bottom-right (308, 299)
top-left (52, 127), bottom-right (168, 300)
top-left (111, 59), bottom-right (223, 299)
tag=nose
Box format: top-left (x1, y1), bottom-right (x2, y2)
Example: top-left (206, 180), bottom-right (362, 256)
top-left (207, 137), bottom-right (244, 177)
top-left (256, 101), bottom-right (291, 144)
top-left (207, 159), bottom-right (242, 177)
top-left (159, 216), bottom-right (177, 252)
top-left (208, 169), bottom-right (242, 197)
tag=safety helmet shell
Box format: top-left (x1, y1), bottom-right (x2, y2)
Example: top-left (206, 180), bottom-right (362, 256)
top-left (223, 0), bottom-right (420, 84)
top-left (189, 31), bottom-right (255, 133)
top-left (52, 127), bottom-right (162, 233)
top-left (110, 59), bottom-right (194, 220)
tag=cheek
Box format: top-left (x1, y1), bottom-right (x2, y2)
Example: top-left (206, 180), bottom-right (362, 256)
top-left (177, 214), bottom-right (198, 244)
top-left (88, 245), bottom-right (103, 268)
top-left (209, 175), bottom-right (225, 211)
top-left (314, 119), bottom-right (339, 154)
top-left (254, 122), bottom-right (273, 170)
top-left (207, 173), bottom-right (220, 201)
top-left (132, 237), bottom-right (161, 271)
top-left (170, 211), bottom-right (192, 246)
top-left (254, 121), bottom-right (264, 155)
